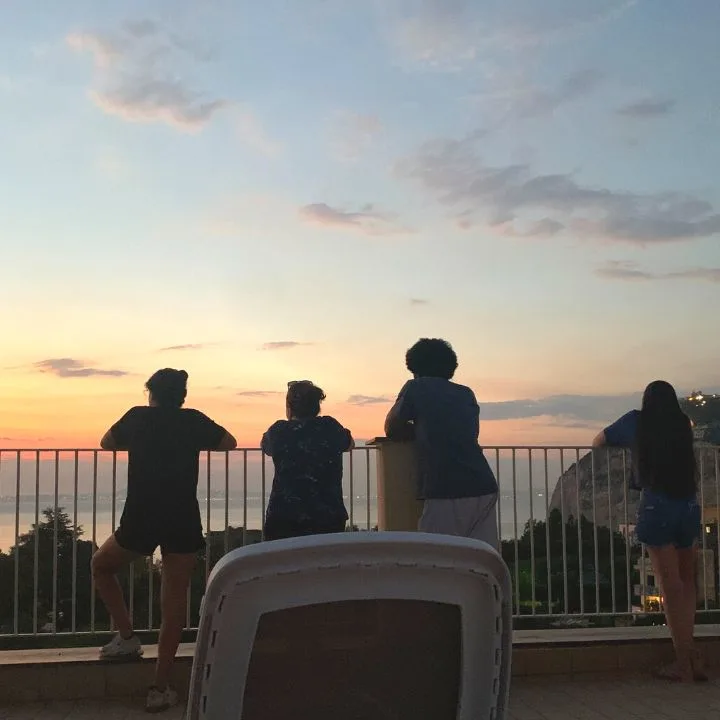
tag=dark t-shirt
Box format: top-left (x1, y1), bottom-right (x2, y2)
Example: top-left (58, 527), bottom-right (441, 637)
top-left (261, 416), bottom-right (352, 527)
top-left (603, 410), bottom-right (641, 490)
top-left (387, 377), bottom-right (498, 500)
top-left (110, 406), bottom-right (227, 515)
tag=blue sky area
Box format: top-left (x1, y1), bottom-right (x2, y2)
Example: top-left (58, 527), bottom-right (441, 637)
top-left (1, 0), bottom-right (719, 445)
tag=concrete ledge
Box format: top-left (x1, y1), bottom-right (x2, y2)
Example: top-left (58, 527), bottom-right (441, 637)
top-left (1, 627), bottom-right (719, 704)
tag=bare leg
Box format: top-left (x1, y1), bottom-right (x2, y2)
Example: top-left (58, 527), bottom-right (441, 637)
top-left (647, 545), bottom-right (693, 681)
top-left (155, 553), bottom-right (196, 689)
top-left (676, 545), bottom-right (705, 679)
top-left (91, 536), bottom-right (139, 638)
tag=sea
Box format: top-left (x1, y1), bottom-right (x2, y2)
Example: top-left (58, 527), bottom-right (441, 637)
top-left (0, 446), bottom-right (587, 551)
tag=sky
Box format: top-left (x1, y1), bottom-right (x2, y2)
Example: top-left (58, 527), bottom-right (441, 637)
top-left (1, 0), bottom-right (720, 449)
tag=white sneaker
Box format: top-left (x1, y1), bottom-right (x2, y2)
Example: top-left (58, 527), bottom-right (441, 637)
top-left (146, 686), bottom-right (179, 714)
top-left (99, 632), bottom-right (143, 661)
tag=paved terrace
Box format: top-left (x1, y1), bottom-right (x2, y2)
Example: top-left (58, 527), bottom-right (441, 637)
top-left (2, 626), bottom-right (720, 719)
top-left (3, 679), bottom-right (720, 720)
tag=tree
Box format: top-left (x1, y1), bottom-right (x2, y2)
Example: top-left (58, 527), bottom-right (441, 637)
top-left (501, 509), bottom-right (642, 616)
top-left (0, 508), bottom-right (94, 633)
top-left (0, 507), bottom-right (163, 635)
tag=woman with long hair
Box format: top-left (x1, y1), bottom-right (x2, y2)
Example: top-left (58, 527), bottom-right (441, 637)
top-left (261, 381), bottom-right (353, 540)
top-left (593, 380), bottom-right (704, 682)
top-left (93, 369), bottom-right (237, 712)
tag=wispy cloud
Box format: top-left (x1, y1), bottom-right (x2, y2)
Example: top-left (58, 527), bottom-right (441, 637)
top-left (260, 341), bottom-right (312, 351)
top-left (67, 20), bottom-right (226, 131)
top-left (397, 137), bottom-right (720, 243)
top-left (506, 69), bottom-right (604, 121)
top-left (235, 107), bottom-right (282, 155)
top-left (410, 298), bottom-right (429, 305)
top-left (330, 112), bottom-right (383, 161)
top-left (0, 435), bottom-right (56, 444)
top-left (383, 0), bottom-right (636, 70)
top-left (347, 394), bottom-right (394, 406)
top-left (596, 260), bottom-right (720, 283)
top-left (482, 392), bottom-right (641, 423)
top-left (299, 203), bottom-right (411, 236)
top-left (236, 390), bottom-right (282, 398)
top-left (158, 343), bottom-right (218, 352)
top-left (617, 97), bottom-right (675, 119)
top-left (33, 358), bottom-right (129, 379)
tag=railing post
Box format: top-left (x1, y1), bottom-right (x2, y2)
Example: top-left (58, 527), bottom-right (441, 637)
top-left (369, 438), bottom-right (422, 531)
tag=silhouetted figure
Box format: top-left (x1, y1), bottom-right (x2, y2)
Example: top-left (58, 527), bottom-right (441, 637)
top-left (92, 368), bottom-right (236, 712)
top-left (594, 380), bottom-right (704, 683)
top-left (385, 338), bottom-right (499, 547)
top-left (262, 381), bottom-right (353, 540)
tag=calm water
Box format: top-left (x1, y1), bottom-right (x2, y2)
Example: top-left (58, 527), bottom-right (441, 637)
top-left (0, 447), bottom-right (585, 551)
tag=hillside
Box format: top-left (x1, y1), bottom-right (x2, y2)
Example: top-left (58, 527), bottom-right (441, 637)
top-left (548, 447), bottom-right (719, 529)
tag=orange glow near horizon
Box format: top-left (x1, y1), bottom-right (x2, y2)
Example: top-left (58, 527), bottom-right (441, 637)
top-left (0, 394), bottom-right (600, 450)
top-left (1, 365), bottom-right (602, 449)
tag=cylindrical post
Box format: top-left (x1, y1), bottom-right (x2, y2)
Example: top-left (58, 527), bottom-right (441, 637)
top-left (372, 439), bottom-right (422, 531)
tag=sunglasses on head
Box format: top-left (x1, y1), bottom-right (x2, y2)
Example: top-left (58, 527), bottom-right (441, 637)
top-left (287, 380), bottom-right (313, 388)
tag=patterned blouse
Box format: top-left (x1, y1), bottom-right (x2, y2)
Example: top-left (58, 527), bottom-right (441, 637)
top-left (261, 416), bottom-right (352, 530)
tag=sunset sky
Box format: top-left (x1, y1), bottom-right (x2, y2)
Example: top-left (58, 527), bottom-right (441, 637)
top-left (1, 0), bottom-right (719, 448)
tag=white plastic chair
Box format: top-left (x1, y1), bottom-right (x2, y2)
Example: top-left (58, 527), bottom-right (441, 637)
top-left (187, 532), bottom-right (512, 720)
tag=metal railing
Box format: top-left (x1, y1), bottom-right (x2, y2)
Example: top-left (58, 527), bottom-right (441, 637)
top-left (1, 445), bottom-right (718, 639)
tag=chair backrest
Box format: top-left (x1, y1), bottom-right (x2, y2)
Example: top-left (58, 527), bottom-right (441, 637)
top-left (187, 532), bottom-right (512, 720)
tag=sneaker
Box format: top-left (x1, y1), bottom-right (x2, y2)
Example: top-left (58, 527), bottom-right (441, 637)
top-left (99, 632), bottom-right (143, 661)
top-left (146, 686), bottom-right (179, 714)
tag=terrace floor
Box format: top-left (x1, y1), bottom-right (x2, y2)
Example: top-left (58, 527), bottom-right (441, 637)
top-left (3, 676), bottom-right (719, 720)
top-left (3, 626), bottom-right (720, 719)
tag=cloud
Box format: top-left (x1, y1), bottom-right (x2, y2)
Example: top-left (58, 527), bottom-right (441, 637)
top-left (481, 392), bottom-right (641, 423)
top-left (236, 390), bottom-right (282, 398)
top-left (396, 136), bottom-right (720, 243)
top-left (488, 217), bottom-right (566, 238)
top-left (596, 260), bottom-right (720, 283)
top-left (617, 97), bottom-right (675, 119)
top-left (158, 343), bottom-right (217, 352)
top-left (67, 20), bottom-right (226, 131)
top-left (410, 298), bottom-right (429, 305)
top-left (33, 358), bottom-right (128, 379)
top-left (330, 112), bottom-right (383, 161)
top-left (260, 341), bottom-right (311, 351)
top-left (507, 69), bottom-right (604, 120)
top-left (0, 435), bottom-right (56, 444)
top-left (383, 0), bottom-right (636, 70)
top-left (299, 203), bottom-right (411, 236)
top-left (235, 107), bottom-right (282, 155)
top-left (347, 394), bottom-right (394, 406)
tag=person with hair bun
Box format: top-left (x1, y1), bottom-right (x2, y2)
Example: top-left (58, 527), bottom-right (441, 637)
top-left (261, 380), bottom-right (354, 540)
top-left (93, 368), bottom-right (236, 713)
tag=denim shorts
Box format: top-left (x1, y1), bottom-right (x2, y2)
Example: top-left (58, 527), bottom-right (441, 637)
top-left (635, 490), bottom-right (701, 549)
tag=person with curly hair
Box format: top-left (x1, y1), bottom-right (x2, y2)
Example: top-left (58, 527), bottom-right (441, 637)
top-left (385, 339), bottom-right (499, 547)
top-left (262, 381), bottom-right (354, 540)
top-left (93, 368), bottom-right (236, 713)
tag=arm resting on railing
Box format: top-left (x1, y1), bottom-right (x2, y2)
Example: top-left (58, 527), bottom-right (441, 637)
top-left (591, 431), bottom-right (607, 448)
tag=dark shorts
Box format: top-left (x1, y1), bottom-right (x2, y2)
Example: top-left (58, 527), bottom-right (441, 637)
top-left (115, 503), bottom-right (205, 555)
top-left (263, 516), bottom-right (347, 542)
top-left (635, 490), bottom-right (701, 549)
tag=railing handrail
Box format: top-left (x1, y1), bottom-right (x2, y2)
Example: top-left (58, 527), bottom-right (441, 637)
top-left (2, 444), bottom-right (718, 452)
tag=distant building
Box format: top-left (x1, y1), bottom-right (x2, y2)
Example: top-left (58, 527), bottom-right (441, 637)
top-left (617, 523), bottom-right (637, 545)
top-left (682, 391), bottom-right (720, 444)
top-left (634, 547), bottom-right (716, 612)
